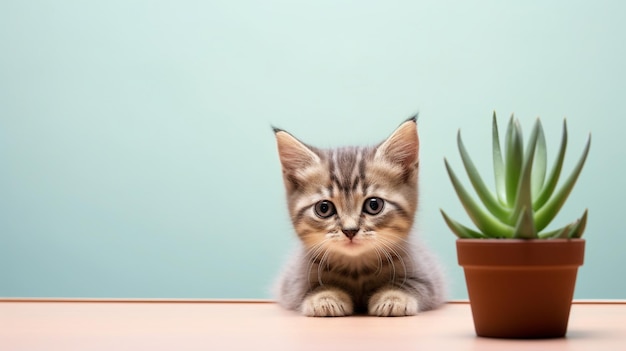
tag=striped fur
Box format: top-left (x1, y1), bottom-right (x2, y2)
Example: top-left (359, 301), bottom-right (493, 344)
top-left (273, 118), bottom-right (446, 316)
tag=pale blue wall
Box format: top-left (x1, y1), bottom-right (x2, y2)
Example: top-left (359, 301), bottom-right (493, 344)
top-left (1, 1), bottom-right (624, 299)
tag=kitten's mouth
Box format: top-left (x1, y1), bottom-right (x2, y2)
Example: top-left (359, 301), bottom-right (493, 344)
top-left (335, 237), bottom-right (373, 256)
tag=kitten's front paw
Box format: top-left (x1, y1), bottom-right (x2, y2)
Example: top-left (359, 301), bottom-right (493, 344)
top-left (301, 288), bottom-right (353, 317)
top-left (368, 289), bottom-right (419, 317)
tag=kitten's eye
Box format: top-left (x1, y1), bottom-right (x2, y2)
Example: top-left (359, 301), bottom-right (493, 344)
top-left (314, 200), bottom-right (336, 219)
top-left (363, 197), bottom-right (384, 215)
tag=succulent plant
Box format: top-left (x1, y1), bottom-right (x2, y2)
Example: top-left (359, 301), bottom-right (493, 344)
top-left (441, 113), bottom-right (591, 239)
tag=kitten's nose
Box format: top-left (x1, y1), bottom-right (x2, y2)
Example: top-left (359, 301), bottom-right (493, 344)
top-left (341, 228), bottom-right (359, 240)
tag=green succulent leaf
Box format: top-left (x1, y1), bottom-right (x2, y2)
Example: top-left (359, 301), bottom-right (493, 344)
top-left (568, 209), bottom-right (588, 239)
top-left (505, 116), bottom-right (524, 207)
top-left (440, 210), bottom-right (487, 238)
top-left (535, 134), bottom-right (591, 232)
top-left (537, 209), bottom-right (588, 239)
top-left (539, 224), bottom-right (574, 239)
top-left (444, 159), bottom-right (515, 237)
top-left (513, 207), bottom-right (537, 239)
top-left (531, 120), bottom-right (548, 200)
top-left (510, 119), bottom-right (541, 229)
top-left (492, 112), bottom-right (508, 205)
top-left (457, 130), bottom-right (510, 222)
top-left (533, 120), bottom-right (568, 210)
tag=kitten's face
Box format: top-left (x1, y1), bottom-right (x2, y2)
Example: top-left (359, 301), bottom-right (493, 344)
top-left (274, 119), bottom-right (419, 260)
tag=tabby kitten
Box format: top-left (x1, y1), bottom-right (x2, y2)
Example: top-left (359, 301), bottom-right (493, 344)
top-left (273, 117), bottom-right (446, 317)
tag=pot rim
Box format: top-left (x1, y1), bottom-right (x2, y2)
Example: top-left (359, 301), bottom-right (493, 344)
top-left (456, 238), bottom-right (586, 243)
top-left (456, 238), bottom-right (585, 267)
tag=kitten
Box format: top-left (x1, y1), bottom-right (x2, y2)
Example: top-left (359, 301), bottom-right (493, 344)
top-left (272, 117), bottom-right (446, 317)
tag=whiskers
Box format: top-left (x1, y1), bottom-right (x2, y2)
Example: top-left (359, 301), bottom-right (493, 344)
top-left (301, 232), bottom-right (415, 290)
top-left (304, 239), bottom-right (332, 288)
top-left (371, 234), bottom-right (414, 287)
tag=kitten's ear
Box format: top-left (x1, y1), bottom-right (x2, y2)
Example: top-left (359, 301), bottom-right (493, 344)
top-left (274, 128), bottom-right (321, 186)
top-left (375, 117), bottom-right (420, 171)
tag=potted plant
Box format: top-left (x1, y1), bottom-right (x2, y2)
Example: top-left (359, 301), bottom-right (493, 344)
top-left (440, 112), bottom-right (591, 338)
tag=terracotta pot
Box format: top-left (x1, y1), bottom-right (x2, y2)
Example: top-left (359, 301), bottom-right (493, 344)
top-left (456, 239), bottom-right (585, 339)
